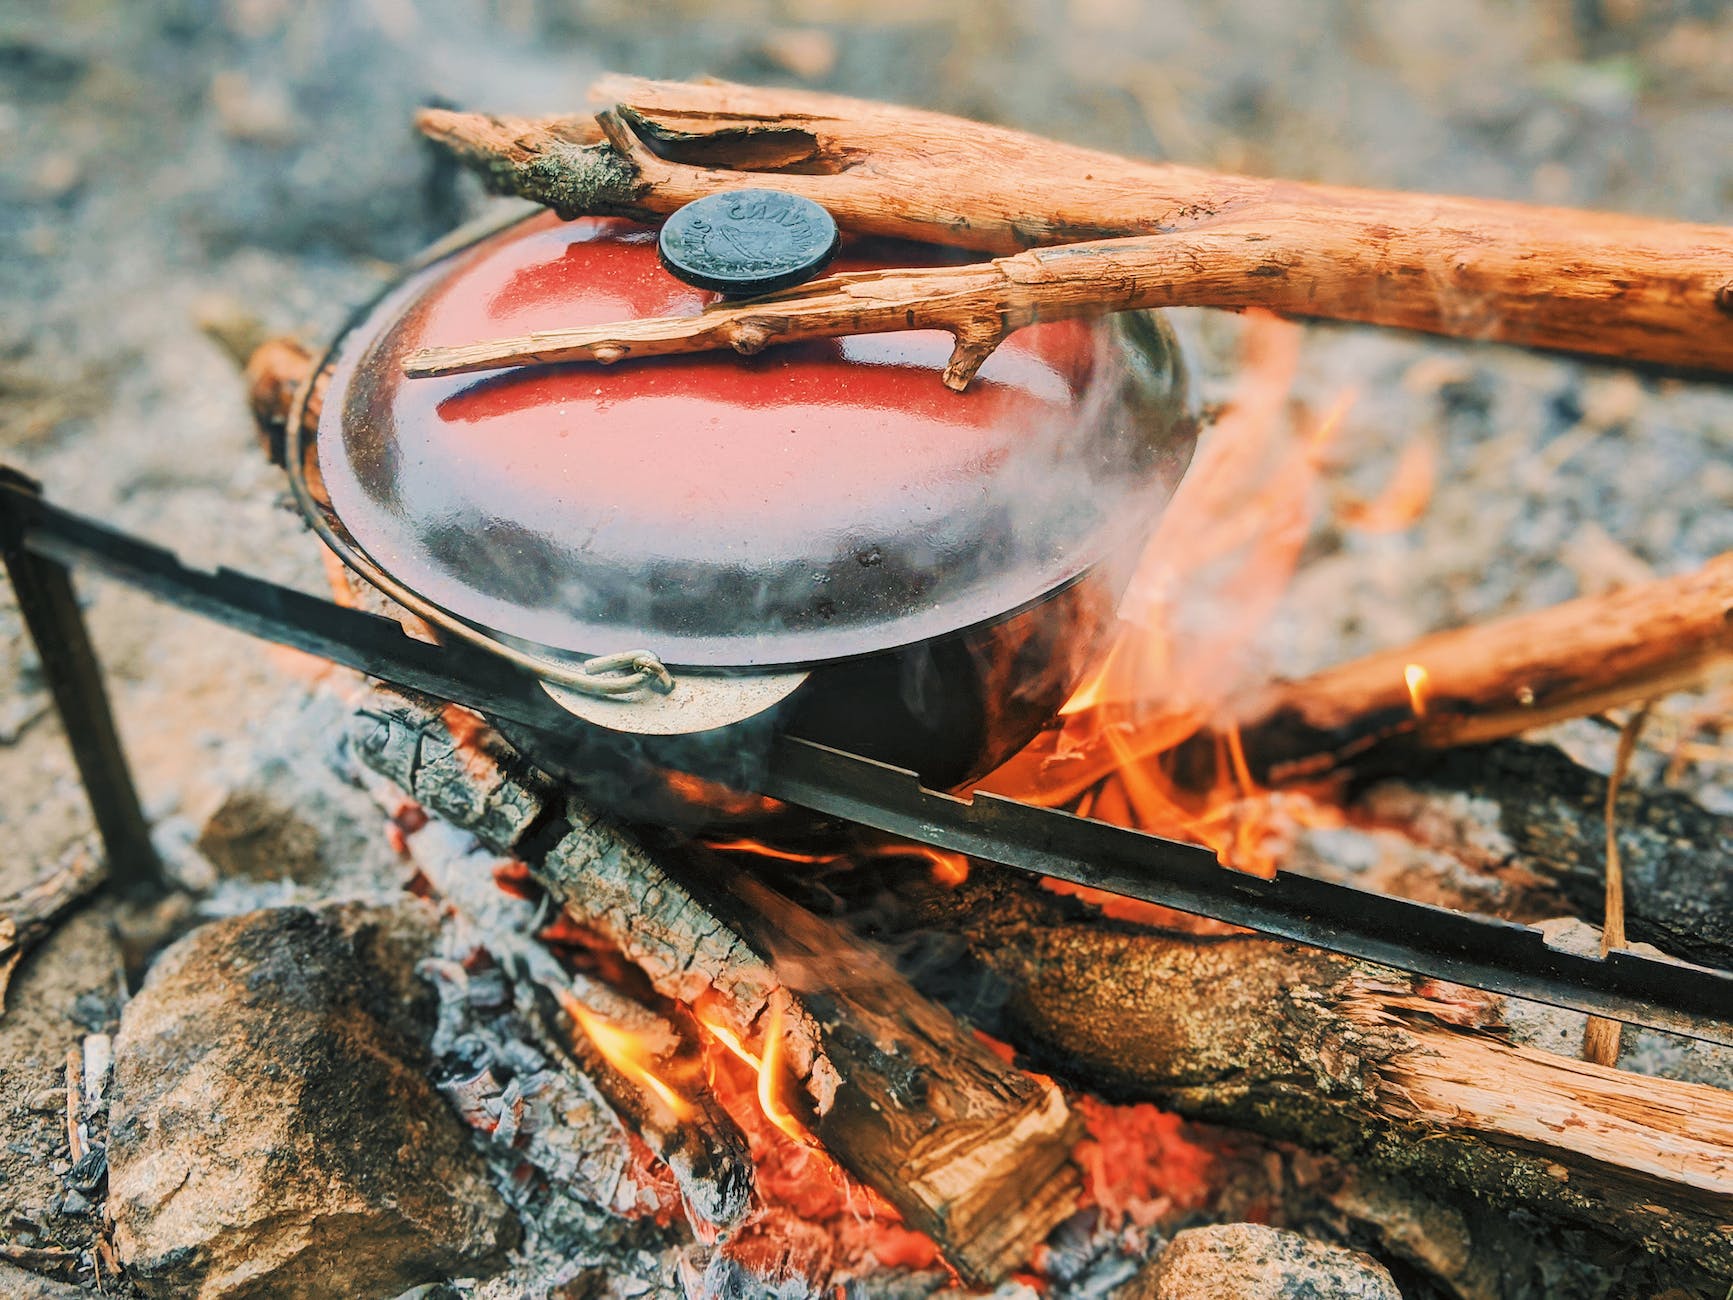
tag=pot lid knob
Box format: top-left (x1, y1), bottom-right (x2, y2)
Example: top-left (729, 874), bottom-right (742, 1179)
top-left (658, 189), bottom-right (841, 296)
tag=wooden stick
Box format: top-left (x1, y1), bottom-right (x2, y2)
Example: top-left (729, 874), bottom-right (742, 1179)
top-left (1583, 701), bottom-right (1652, 1066)
top-left (1196, 551), bottom-right (1733, 789)
top-left (414, 77), bottom-right (1733, 380)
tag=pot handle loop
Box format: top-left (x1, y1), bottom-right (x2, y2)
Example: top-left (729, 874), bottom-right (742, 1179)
top-left (573, 650), bottom-right (675, 696)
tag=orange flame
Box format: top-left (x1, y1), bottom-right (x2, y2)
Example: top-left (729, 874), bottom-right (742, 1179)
top-left (703, 837), bottom-right (846, 867)
top-left (861, 842), bottom-right (969, 888)
top-left (981, 313), bottom-right (1351, 878)
top-left (556, 987), bottom-right (695, 1122)
top-left (697, 1004), bottom-right (812, 1145)
top-left (1337, 434), bottom-right (1438, 533)
top-left (1404, 663), bottom-right (1430, 718)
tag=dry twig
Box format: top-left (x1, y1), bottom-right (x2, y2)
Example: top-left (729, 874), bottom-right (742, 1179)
top-left (1583, 701), bottom-right (1656, 1066)
top-left (0, 851), bottom-right (106, 1017)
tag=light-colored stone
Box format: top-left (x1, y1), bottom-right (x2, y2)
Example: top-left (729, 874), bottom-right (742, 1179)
top-left (1126, 1223), bottom-right (1401, 1300)
top-left (108, 903), bottom-right (516, 1299)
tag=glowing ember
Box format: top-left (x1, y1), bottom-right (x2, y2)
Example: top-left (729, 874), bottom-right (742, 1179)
top-left (555, 986), bottom-right (694, 1121)
top-left (1073, 1095), bottom-right (1216, 1229)
top-left (1404, 663), bottom-right (1431, 718)
top-left (981, 313), bottom-right (1352, 877)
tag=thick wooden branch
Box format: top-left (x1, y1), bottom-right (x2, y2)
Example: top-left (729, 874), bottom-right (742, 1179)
top-left (895, 870), bottom-right (1733, 1289)
top-left (1222, 551), bottom-right (1733, 786)
top-left (416, 77), bottom-right (1733, 378)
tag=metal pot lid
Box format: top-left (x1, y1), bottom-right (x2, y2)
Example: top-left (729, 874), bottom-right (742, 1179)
top-left (315, 211), bottom-right (1192, 669)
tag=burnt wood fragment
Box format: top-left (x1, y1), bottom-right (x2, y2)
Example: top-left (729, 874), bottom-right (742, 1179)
top-left (1369, 740), bottom-right (1733, 971)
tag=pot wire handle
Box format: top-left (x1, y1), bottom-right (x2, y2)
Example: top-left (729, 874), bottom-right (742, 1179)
top-left (575, 650), bottom-right (675, 695)
top-left (279, 327), bottom-right (675, 701)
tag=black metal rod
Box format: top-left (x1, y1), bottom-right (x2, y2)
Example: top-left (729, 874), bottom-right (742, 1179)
top-left (1, 471), bottom-right (163, 896)
top-left (7, 466), bottom-right (1731, 1048)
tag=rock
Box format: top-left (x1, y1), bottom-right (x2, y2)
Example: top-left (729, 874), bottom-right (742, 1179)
top-left (0, 1261), bottom-right (89, 1298)
top-left (1126, 1223), bottom-right (1401, 1300)
top-left (195, 788), bottom-right (330, 883)
top-left (108, 903), bottom-right (517, 1299)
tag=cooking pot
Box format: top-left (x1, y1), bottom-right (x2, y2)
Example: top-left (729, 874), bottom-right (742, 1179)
top-left (286, 208), bottom-right (1195, 803)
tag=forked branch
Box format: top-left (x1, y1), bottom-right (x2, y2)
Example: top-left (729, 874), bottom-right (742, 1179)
top-left (415, 77), bottom-right (1733, 382)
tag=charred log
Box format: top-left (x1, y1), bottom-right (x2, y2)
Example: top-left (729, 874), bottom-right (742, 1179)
top-left (1359, 740), bottom-right (1733, 972)
top-left (525, 975), bottom-right (753, 1234)
top-left (884, 868), bottom-right (1733, 1291)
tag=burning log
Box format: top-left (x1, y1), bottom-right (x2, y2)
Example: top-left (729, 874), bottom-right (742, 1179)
top-left (349, 689), bottom-right (1082, 1284)
top-left (416, 77), bottom-right (1733, 380)
top-left (1161, 549), bottom-right (1733, 790)
top-left (534, 818), bottom-right (1083, 1284)
top-left (989, 572), bottom-right (1733, 824)
top-left (685, 863), bottom-right (1083, 1284)
top-left (896, 869), bottom-right (1733, 1289)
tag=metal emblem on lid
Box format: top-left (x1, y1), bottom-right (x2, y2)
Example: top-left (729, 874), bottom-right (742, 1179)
top-left (658, 189), bottom-right (841, 295)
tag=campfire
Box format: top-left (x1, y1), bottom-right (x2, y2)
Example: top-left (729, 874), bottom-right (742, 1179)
top-left (4, 73), bottom-right (1732, 1300)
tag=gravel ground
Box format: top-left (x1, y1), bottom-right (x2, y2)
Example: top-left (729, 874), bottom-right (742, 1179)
top-left (0, 3), bottom-right (1730, 1294)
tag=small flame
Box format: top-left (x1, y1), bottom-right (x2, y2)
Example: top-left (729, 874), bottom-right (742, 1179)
top-left (703, 837), bottom-right (846, 867)
top-left (1337, 434), bottom-right (1438, 533)
top-left (916, 845), bottom-right (970, 888)
top-left (755, 1002), bottom-right (807, 1144)
top-left (696, 1005), bottom-right (812, 1145)
top-left (981, 313), bottom-right (1352, 878)
top-left (1404, 663), bottom-right (1430, 718)
top-left (861, 842), bottom-right (969, 888)
top-left (557, 987), bottom-right (694, 1121)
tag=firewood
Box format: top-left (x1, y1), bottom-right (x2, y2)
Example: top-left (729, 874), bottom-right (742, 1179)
top-left (1364, 740), bottom-right (1733, 972)
top-left (0, 850), bottom-right (105, 1016)
top-left (893, 868), bottom-right (1733, 1290)
top-left (538, 821), bottom-right (1082, 1285)
top-left (680, 860), bottom-right (1083, 1285)
top-left (1179, 551), bottom-right (1733, 790)
top-left (414, 77), bottom-right (1733, 380)
top-left (348, 690), bottom-right (1079, 1284)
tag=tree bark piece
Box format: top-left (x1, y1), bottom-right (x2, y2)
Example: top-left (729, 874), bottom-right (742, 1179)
top-left (416, 77), bottom-right (1733, 378)
top-left (896, 870), bottom-right (1733, 1291)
